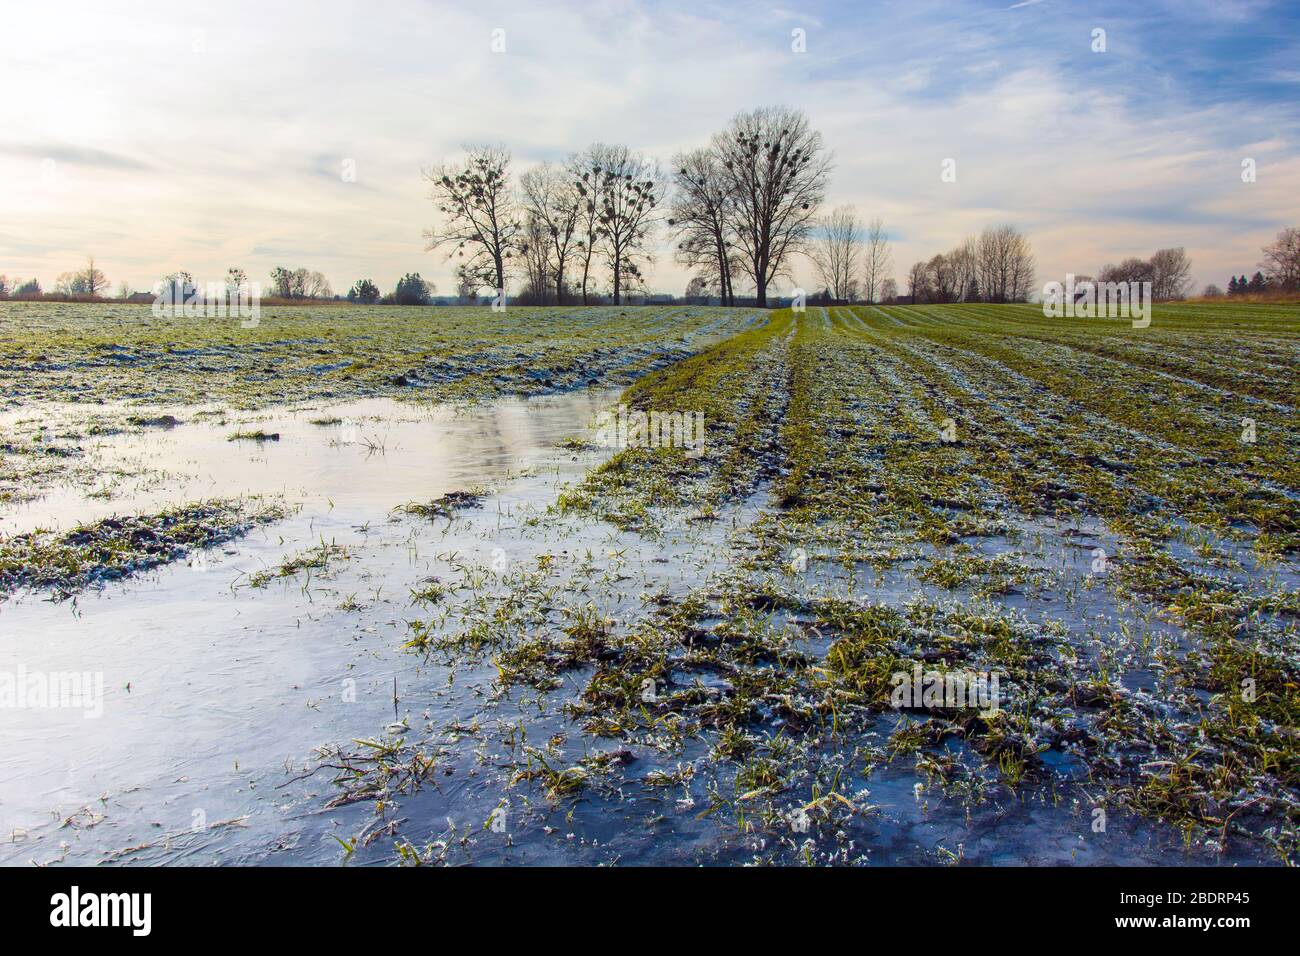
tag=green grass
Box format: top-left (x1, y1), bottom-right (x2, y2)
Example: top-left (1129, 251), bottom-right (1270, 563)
top-left (0, 301), bottom-right (764, 408)
top-left (0, 498), bottom-right (290, 597)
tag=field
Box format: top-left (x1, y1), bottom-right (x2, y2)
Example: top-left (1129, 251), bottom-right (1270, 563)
top-left (1, 301), bottom-right (1297, 866)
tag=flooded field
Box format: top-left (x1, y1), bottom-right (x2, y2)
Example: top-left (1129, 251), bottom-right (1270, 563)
top-left (1, 302), bottom-right (1297, 866)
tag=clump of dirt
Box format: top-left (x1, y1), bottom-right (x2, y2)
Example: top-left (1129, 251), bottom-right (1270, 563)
top-left (394, 489), bottom-right (486, 520)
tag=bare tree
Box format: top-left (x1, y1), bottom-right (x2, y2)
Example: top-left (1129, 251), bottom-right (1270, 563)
top-left (1098, 257), bottom-right (1154, 286)
top-left (569, 149), bottom-right (606, 305)
top-left (906, 261), bottom-right (930, 302)
top-left (305, 271), bottom-right (332, 298)
top-left (927, 253), bottom-right (958, 303)
top-left (54, 272), bottom-right (87, 295)
top-left (1149, 247), bottom-right (1192, 301)
top-left (518, 212), bottom-right (554, 304)
top-left (424, 145), bottom-right (521, 295)
top-left (268, 267), bottom-right (292, 298)
top-left (880, 277), bottom-right (898, 303)
top-left (226, 267), bottom-right (248, 296)
top-left (976, 225), bottom-right (1035, 302)
top-left (163, 271), bottom-right (195, 300)
top-left (669, 147), bottom-right (737, 306)
top-left (714, 106), bottom-right (832, 307)
top-left (80, 257), bottom-right (109, 297)
top-left (584, 143), bottom-right (661, 305)
top-left (1259, 227), bottom-right (1300, 291)
top-left (808, 204), bottom-right (862, 303)
top-left (520, 162), bottom-right (581, 305)
top-left (861, 218), bottom-right (892, 304)
top-left (949, 236), bottom-right (978, 302)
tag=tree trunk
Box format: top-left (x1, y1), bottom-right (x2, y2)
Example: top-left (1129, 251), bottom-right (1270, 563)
top-left (612, 241), bottom-right (621, 305)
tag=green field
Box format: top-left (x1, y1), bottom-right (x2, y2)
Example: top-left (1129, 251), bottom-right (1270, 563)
top-left (552, 301), bottom-right (1300, 861)
top-left (419, 301), bottom-right (1300, 863)
top-left (3, 300), bottom-right (1298, 864)
top-left (0, 302), bottom-right (764, 407)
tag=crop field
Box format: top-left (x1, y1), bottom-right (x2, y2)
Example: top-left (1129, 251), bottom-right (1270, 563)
top-left (1, 301), bottom-right (1297, 867)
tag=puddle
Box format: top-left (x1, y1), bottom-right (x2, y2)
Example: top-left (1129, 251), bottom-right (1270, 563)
top-left (0, 389), bottom-right (623, 864)
top-left (0, 392), bottom-right (620, 536)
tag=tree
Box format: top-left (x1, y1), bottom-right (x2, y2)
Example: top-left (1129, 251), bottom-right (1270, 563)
top-left (348, 279), bottom-right (380, 304)
top-left (0, 276), bottom-right (9, 299)
top-left (160, 271), bottom-right (194, 301)
top-left (568, 150), bottom-right (608, 305)
top-left (906, 261), bottom-right (930, 302)
top-left (808, 204), bottom-right (862, 303)
top-left (669, 147), bottom-right (737, 306)
top-left (1259, 227), bottom-right (1300, 291)
top-left (948, 236), bottom-right (978, 302)
top-left (976, 225), bottom-right (1035, 302)
top-left (581, 143), bottom-right (661, 305)
top-left (1228, 276), bottom-right (1241, 295)
top-left (1247, 271), bottom-right (1267, 294)
top-left (54, 272), bottom-right (89, 295)
top-left (926, 253), bottom-right (957, 303)
top-left (880, 278), bottom-right (898, 303)
top-left (226, 268), bottom-right (248, 296)
top-left (389, 273), bottom-right (433, 305)
top-left (268, 267), bottom-right (293, 298)
top-left (684, 275), bottom-right (713, 300)
top-left (79, 257), bottom-right (108, 297)
top-left (714, 106), bottom-right (832, 307)
top-left (305, 271), bottom-right (331, 298)
top-left (1098, 257), bottom-right (1154, 286)
top-left (1149, 247), bottom-right (1192, 301)
top-left (1203, 284), bottom-right (1223, 297)
top-left (518, 212), bottom-right (554, 304)
top-left (520, 162), bottom-right (582, 305)
top-left (861, 218), bottom-right (892, 304)
top-left (424, 145), bottom-right (521, 295)
top-left (455, 266), bottom-right (479, 303)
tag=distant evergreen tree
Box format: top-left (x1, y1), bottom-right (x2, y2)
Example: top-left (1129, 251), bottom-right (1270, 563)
top-left (1248, 271), bottom-right (1267, 293)
top-left (348, 279), bottom-right (380, 304)
top-left (1227, 276), bottom-right (1239, 295)
top-left (388, 273), bottom-right (432, 306)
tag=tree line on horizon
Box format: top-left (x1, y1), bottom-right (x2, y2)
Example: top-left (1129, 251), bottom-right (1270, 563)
top-left (3, 110), bottom-right (1299, 308)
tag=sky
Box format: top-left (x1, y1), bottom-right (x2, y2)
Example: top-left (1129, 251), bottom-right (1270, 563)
top-left (2, 0), bottom-right (1299, 298)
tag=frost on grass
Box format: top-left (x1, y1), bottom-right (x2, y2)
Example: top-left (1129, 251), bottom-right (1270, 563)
top-left (338, 303), bottom-right (1300, 865)
top-left (0, 497), bottom-right (290, 598)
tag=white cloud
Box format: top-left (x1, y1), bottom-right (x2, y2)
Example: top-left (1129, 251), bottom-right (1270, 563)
top-left (0, 0), bottom-right (1295, 297)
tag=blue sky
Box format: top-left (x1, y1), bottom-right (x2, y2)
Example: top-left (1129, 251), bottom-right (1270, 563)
top-left (2, 0), bottom-right (1297, 296)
